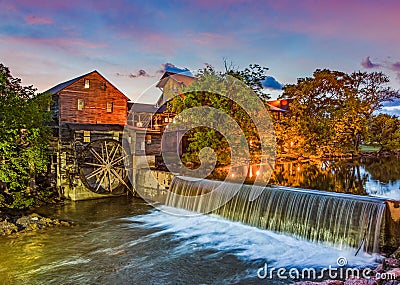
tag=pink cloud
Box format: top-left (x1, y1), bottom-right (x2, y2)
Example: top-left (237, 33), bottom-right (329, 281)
top-left (256, 0), bottom-right (400, 44)
top-left (360, 56), bottom-right (400, 83)
top-left (0, 36), bottom-right (106, 54)
top-left (116, 69), bottom-right (153, 78)
top-left (361, 57), bottom-right (381, 69)
top-left (192, 32), bottom-right (236, 47)
top-left (11, 0), bottom-right (71, 10)
top-left (0, 2), bottom-right (16, 11)
top-left (391, 62), bottom-right (400, 72)
top-left (25, 15), bottom-right (53, 25)
top-left (191, 0), bottom-right (249, 8)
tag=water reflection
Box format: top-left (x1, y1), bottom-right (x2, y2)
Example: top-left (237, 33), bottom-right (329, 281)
top-left (269, 157), bottom-right (400, 200)
top-left (269, 160), bottom-right (368, 195)
top-left (211, 157), bottom-right (400, 200)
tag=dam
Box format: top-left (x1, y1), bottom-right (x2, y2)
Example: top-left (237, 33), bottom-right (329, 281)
top-left (137, 171), bottom-right (400, 254)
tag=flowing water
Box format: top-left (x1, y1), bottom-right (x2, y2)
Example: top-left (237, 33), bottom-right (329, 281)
top-left (0, 197), bottom-right (379, 285)
top-left (166, 177), bottom-right (387, 253)
top-left (1, 157), bottom-right (398, 284)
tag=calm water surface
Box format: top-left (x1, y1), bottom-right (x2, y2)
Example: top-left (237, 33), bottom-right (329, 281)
top-left (270, 157), bottom-right (400, 200)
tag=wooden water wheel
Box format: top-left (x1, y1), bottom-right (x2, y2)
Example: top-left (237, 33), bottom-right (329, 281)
top-left (79, 139), bottom-right (130, 194)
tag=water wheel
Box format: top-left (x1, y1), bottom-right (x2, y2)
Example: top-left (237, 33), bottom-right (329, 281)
top-left (79, 139), bottom-right (130, 194)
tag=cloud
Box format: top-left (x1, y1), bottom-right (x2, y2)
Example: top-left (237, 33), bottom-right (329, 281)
top-left (117, 64), bottom-right (193, 80)
top-left (156, 63), bottom-right (192, 76)
top-left (361, 56), bottom-right (400, 82)
top-left (116, 69), bottom-right (152, 78)
top-left (390, 62), bottom-right (400, 72)
top-left (25, 15), bottom-right (53, 25)
top-left (381, 106), bottom-right (400, 117)
top-left (361, 56), bottom-right (381, 69)
top-left (263, 76), bottom-right (283, 90)
top-left (383, 98), bottom-right (400, 107)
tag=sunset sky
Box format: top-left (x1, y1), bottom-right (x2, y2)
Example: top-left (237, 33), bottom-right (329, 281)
top-left (1, 0), bottom-right (400, 112)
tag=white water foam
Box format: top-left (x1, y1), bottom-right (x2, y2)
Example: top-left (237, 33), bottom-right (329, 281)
top-left (126, 206), bottom-right (380, 269)
top-left (18, 257), bottom-right (91, 277)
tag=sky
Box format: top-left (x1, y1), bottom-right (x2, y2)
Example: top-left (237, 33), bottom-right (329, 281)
top-left (1, 0), bottom-right (400, 113)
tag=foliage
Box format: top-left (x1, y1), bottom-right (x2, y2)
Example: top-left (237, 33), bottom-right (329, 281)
top-left (225, 62), bottom-right (271, 100)
top-left (362, 156), bottom-right (400, 183)
top-left (0, 63), bottom-right (52, 209)
top-left (269, 160), bottom-right (368, 195)
top-left (277, 69), bottom-right (400, 157)
top-left (369, 113), bottom-right (400, 152)
top-left (167, 64), bottom-right (271, 167)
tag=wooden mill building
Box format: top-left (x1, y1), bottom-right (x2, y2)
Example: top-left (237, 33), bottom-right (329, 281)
top-left (47, 70), bottom-right (130, 200)
top-left (46, 68), bottom-right (292, 200)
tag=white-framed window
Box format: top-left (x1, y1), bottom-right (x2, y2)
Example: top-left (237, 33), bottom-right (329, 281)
top-left (84, 79), bottom-right (90, 88)
top-left (78, 99), bottom-right (85, 110)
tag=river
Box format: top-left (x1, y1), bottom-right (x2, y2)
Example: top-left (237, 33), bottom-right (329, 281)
top-left (0, 197), bottom-right (381, 285)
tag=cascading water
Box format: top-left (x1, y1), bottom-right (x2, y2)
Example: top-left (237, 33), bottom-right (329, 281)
top-left (166, 176), bottom-right (387, 253)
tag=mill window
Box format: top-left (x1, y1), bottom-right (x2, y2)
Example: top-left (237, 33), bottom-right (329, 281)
top-left (78, 99), bottom-right (85, 110)
top-left (106, 102), bottom-right (113, 113)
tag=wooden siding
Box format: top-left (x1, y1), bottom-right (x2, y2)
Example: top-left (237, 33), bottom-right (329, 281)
top-left (58, 72), bottom-right (128, 125)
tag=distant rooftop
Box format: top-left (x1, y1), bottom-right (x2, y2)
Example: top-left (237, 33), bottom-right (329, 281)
top-left (128, 102), bottom-right (167, 113)
top-left (164, 66), bottom-right (193, 77)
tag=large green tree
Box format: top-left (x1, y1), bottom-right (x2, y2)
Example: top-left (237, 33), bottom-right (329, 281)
top-left (167, 64), bottom-right (273, 168)
top-left (0, 63), bottom-right (51, 208)
top-left (369, 113), bottom-right (400, 152)
top-left (277, 69), bottom-right (399, 157)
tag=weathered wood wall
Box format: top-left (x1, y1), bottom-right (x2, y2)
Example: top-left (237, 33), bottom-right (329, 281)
top-left (58, 72), bottom-right (128, 125)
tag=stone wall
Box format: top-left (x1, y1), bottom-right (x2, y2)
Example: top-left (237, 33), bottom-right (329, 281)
top-left (134, 169), bottom-right (174, 204)
top-left (382, 200), bottom-right (400, 253)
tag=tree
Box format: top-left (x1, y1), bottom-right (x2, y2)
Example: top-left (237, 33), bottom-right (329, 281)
top-left (0, 63), bottom-right (52, 208)
top-left (369, 113), bottom-right (400, 152)
top-left (224, 60), bottom-right (271, 101)
top-left (278, 69), bottom-right (400, 157)
top-left (166, 64), bottom-right (274, 169)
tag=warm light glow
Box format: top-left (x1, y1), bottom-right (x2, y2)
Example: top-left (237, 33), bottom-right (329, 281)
top-left (297, 166), bottom-right (301, 172)
top-left (256, 170), bottom-right (260, 176)
top-left (231, 173), bottom-right (235, 178)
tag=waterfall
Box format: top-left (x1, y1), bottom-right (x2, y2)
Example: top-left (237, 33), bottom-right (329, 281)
top-left (166, 176), bottom-right (387, 253)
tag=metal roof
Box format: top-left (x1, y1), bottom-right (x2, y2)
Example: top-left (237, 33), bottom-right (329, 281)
top-left (129, 103), bottom-right (167, 113)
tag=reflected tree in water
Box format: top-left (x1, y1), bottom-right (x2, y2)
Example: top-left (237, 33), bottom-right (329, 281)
top-left (362, 157), bottom-right (400, 183)
top-left (269, 160), bottom-right (368, 195)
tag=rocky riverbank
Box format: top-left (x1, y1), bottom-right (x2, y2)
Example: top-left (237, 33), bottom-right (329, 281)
top-left (0, 210), bottom-right (71, 235)
top-left (294, 248), bottom-right (400, 285)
